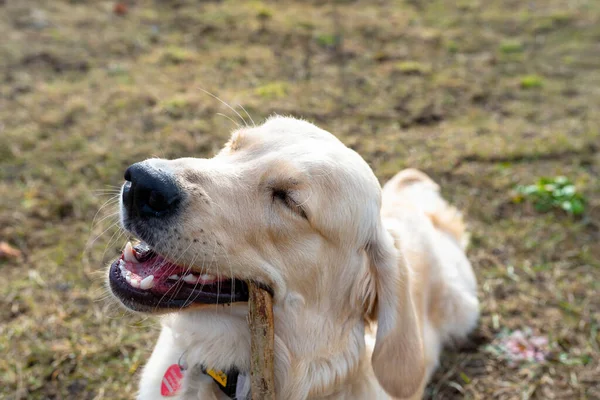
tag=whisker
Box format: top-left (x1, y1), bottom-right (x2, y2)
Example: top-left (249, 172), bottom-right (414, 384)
top-left (92, 211), bottom-right (120, 229)
top-left (95, 196), bottom-right (120, 209)
top-left (210, 241), bottom-right (221, 310)
top-left (216, 113), bottom-right (241, 128)
top-left (198, 88), bottom-right (248, 127)
top-left (238, 104), bottom-right (256, 127)
top-left (297, 188), bottom-right (314, 208)
top-left (89, 195), bottom-right (120, 236)
top-left (97, 190), bottom-right (120, 194)
top-left (102, 227), bottom-right (127, 262)
top-left (177, 247), bottom-right (205, 311)
top-left (183, 239), bottom-right (218, 311)
top-left (92, 191), bottom-right (122, 197)
top-left (85, 220), bottom-right (120, 254)
top-left (220, 242), bottom-right (236, 313)
top-left (92, 188), bottom-right (122, 193)
top-left (153, 240), bottom-right (195, 311)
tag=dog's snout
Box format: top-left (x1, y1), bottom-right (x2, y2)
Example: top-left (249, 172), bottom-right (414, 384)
top-left (123, 162), bottom-right (181, 218)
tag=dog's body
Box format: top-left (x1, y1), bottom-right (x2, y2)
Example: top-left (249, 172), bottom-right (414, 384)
top-left (108, 117), bottom-right (478, 399)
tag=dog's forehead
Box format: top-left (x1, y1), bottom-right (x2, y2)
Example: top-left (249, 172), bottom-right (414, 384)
top-left (232, 116), bottom-right (342, 151)
top-left (227, 117), bottom-right (379, 187)
top-left (262, 116), bottom-right (340, 140)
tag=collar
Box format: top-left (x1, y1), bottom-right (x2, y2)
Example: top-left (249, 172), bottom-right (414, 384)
top-left (161, 359), bottom-right (250, 399)
top-left (201, 365), bottom-right (250, 400)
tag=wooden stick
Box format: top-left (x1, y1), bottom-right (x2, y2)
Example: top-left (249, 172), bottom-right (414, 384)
top-left (247, 282), bottom-right (275, 400)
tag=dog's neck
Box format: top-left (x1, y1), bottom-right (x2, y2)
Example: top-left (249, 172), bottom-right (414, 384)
top-left (162, 298), bottom-right (381, 400)
top-left (273, 296), bottom-right (370, 399)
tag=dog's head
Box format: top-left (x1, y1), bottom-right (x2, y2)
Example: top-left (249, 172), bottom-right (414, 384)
top-left (107, 116), bottom-right (424, 398)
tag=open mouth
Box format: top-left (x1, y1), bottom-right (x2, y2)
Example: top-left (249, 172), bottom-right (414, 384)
top-left (108, 242), bottom-right (249, 311)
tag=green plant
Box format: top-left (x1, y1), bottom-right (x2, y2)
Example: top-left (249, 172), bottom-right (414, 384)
top-left (445, 40), bottom-right (459, 53)
top-left (394, 61), bottom-right (432, 75)
top-left (256, 8), bottom-right (273, 21)
top-left (520, 75), bottom-right (544, 89)
top-left (253, 3), bottom-right (273, 31)
top-left (315, 33), bottom-right (341, 49)
top-left (514, 176), bottom-right (586, 215)
top-left (254, 82), bottom-right (288, 99)
top-left (161, 47), bottom-right (195, 64)
top-left (499, 40), bottom-right (524, 54)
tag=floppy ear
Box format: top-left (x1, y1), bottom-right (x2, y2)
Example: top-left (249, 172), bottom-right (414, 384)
top-left (367, 224), bottom-right (425, 399)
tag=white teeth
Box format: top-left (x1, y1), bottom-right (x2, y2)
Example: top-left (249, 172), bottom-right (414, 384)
top-left (168, 274), bottom-right (180, 280)
top-left (123, 241), bottom-right (138, 263)
top-left (130, 278), bottom-right (140, 289)
top-left (140, 275), bottom-right (155, 290)
top-left (179, 273), bottom-right (215, 283)
top-left (125, 274), bottom-right (132, 284)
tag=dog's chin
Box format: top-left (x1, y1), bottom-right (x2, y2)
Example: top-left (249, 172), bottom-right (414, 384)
top-left (108, 241), bottom-right (250, 313)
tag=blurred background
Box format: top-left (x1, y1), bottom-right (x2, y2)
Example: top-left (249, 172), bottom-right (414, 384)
top-left (0, 1), bottom-right (598, 399)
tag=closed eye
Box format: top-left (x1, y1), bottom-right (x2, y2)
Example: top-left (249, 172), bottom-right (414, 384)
top-left (272, 189), bottom-right (308, 220)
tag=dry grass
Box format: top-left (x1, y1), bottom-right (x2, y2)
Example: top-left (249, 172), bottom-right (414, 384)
top-left (1, 0), bottom-right (599, 399)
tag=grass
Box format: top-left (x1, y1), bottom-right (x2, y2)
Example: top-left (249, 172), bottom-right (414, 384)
top-left (254, 82), bottom-right (289, 99)
top-left (520, 75), bottom-right (545, 89)
top-left (394, 61), bottom-right (432, 75)
top-left (1, 0), bottom-right (599, 399)
top-left (499, 40), bottom-right (525, 54)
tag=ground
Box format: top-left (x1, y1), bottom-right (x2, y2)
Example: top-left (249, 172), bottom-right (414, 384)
top-left (0, 0), bottom-right (598, 399)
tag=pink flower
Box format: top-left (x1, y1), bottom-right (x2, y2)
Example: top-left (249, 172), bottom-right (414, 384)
top-left (496, 328), bottom-right (550, 365)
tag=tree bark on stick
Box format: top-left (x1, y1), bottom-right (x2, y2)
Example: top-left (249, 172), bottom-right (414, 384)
top-left (248, 282), bottom-right (275, 400)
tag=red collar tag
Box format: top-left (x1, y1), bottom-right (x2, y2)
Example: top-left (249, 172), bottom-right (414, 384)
top-left (161, 364), bottom-right (184, 396)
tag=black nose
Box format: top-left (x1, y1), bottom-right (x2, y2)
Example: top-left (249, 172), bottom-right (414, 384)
top-left (123, 162), bottom-right (181, 218)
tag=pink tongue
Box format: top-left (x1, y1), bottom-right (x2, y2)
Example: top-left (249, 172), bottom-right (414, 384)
top-left (123, 256), bottom-right (178, 280)
top-left (121, 255), bottom-right (220, 285)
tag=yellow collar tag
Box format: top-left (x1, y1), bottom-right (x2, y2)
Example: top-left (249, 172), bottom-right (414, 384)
top-left (206, 368), bottom-right (228, 387)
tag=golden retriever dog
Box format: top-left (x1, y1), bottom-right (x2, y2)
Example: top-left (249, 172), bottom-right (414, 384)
top-left (107, 116), bottom-right (479, 399)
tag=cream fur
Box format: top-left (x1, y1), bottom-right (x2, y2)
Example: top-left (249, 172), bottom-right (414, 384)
top-left (114, 117), bottom-right (479, 399)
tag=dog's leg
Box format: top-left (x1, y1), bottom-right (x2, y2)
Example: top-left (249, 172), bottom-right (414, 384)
top-left (137, 326), bottom-right (183, 400)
